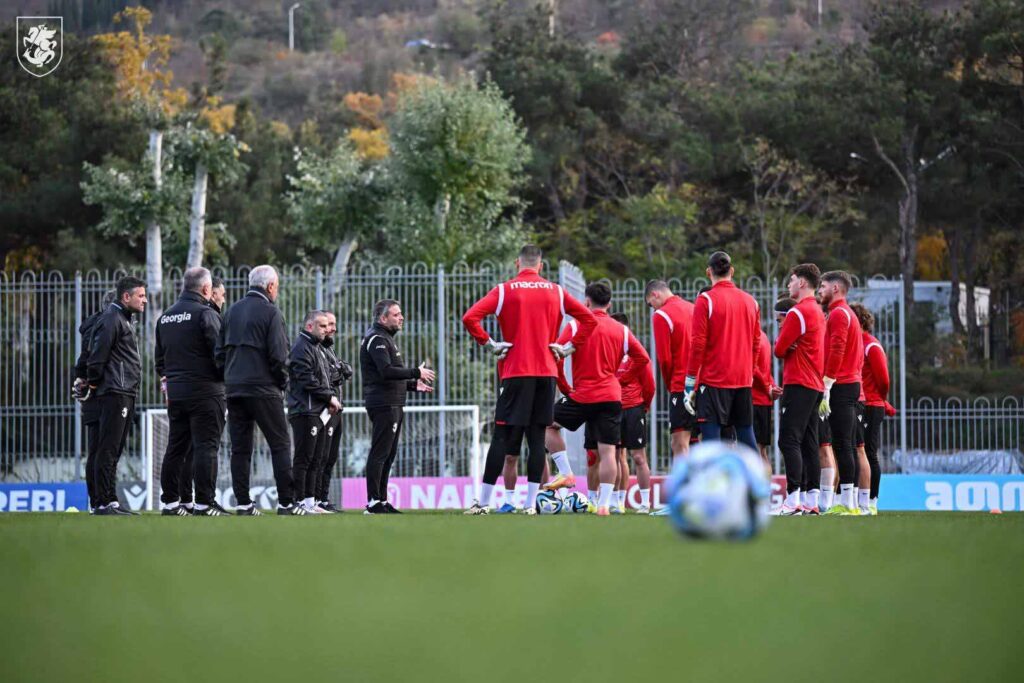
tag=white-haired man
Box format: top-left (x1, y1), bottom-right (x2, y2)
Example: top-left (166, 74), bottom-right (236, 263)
top-left (217, 265), bottom-right (300, 515)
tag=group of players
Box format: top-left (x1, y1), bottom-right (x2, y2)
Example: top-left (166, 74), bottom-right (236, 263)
top-left (461, 246), bottom-right (894, 516)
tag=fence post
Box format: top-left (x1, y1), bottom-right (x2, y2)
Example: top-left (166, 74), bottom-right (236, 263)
top-left (437, 266), bottom-right (447, 476)
top-left (315, 268), bottom-right (324, 310)
top-left (899, 275), bottom-right (908, 456)
top-left (74, 272), bottom-right (82, 480)
top-left (771, 278), bottom-right (780, 474)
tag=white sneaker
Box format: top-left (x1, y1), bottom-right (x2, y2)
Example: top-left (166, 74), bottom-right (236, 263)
top-left (772, 503), bottom-right (802, 516)
top-left (635, 505), bottom-right (650, 514)
top-left (610, 505), bottom-right (624, 515)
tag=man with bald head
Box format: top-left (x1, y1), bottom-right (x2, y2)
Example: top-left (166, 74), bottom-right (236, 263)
top-left (156, 266), bottom-right (229, 516)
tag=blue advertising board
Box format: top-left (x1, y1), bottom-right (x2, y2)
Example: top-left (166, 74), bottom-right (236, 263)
top-left (0, 483), bottom-right (89, 512)
top-left (879, 474), bottom-right (1024, 511)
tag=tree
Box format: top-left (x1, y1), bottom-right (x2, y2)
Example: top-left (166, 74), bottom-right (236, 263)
top-left (386, 77), bottom-right (530, 264)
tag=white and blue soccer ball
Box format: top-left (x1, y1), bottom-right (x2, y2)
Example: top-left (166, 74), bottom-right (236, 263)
top-left (664, 441), bottom-right (770, 540)
top-left (535, 490), bottom-right (564, 515)
top-left (563, 491), bottom-right (590, 513)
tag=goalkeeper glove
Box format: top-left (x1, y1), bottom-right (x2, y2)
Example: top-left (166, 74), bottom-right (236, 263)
top-left (485, 338), bottom-right (513, 360)
top-left (548, 341), bottom-right (576, 360)
top-left (683, 375), bottom-right (697, 416)
top-left (819, 377), bottom-right (836, 419)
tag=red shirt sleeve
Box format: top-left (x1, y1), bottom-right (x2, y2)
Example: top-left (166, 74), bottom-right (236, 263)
top-left (618, 331), bottom-right (650, 386)
top-left (461, 287), bottom-right (499, 345)
top-left (868, 344), bottom-right (890, 399)
top-left (640, 362), bottom-right (656, 410)
top-left (555, 324), bottom-right (574, 395)
top-left (563, 292), bottom-right (597, 346)
top-left (825, 311), bottom-right (848, 378)
top-left (685, 294), bottom-right (709, 378)
top-left (774, 310), bottom-right (802, 359)
top-left (652, 312), bottom-right (673, 387)
top-left (752, 333), bottom-right (772, 395)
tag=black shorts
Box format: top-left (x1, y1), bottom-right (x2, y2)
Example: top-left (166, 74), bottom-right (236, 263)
top-left (855, 402), bottom-right (866, 447)
top-left (669, 391), bottom-right (697, 433)
top-left (554, 397), bottom-right (621, 447)
top-left (620, 406), bottom-right (647, 450)
top-left (494, 376), bottom-right (556, 427)
top-left (818, 412), bottom-right (832, 446)
top-left (753, 404), bottom-right (772, 446)
top-left (696, 386), bottom-right (753, 428)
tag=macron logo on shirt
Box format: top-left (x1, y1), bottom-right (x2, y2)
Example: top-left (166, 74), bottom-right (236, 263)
top-left (509, 281), bottom-right (553, 290)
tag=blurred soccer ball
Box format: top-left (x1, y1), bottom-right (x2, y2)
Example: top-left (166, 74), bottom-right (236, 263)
top-left (563, 491), bottom-right (590, 514)
top-left (664, 441), bottom-right (770, 540)
top-left (535, 490), bottom-right (563, 515)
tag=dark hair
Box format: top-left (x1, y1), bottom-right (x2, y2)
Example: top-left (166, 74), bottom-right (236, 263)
top-left (774, 297), bottom-right (797, 314)
top-left (610, 312), bottom-right (629, 326)
top-left (585, 281), bottom-right (612, 307)
top-left (850, 302), bottom-right (874, 332)
top-left (518, 244), bottom-right (542, 266)
top-left (373, 299), bottom-right (401, 321)
top-left (211, 276), bottom-right (224, 289)
top-left (644, 279), bottom-right (670, 299)
top-left (821, 270), bottom-right (853, 292)
top-left (116, 276), bottom-right (146, 302)
top-left (708, 251), bottom-right (732, 277)
top-left (789, 263), bottom-right (821, 290)
top-left (304, 309), bottom-right (327, 327)
top-left (102, 289), bottom-right (117, 307)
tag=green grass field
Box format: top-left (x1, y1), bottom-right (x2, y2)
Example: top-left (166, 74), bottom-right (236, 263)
top-left (2, 512), bottom-right (1021, 683)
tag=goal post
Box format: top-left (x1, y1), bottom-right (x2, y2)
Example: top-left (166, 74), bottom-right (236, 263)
top-left (142, 404), bottom-right (481, 511)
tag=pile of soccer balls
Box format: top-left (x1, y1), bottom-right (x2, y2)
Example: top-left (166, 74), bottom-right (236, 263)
top-left (535, 490), bottom-right (590, 514)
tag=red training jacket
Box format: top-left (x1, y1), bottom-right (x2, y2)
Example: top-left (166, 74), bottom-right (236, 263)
top-left (752, 329), bottom-right (777, 406)
top-left (861, 332), bottom-right (890, 406)
top-left (555, 310), bottom-right (649, 404)
top-left (651, 295), bottom-right (694, 393)
top-left (774, 294), bottom-right (825, 391)
top-left (462, 268), bottom-right (596, 379)
top-left (618, 351), bottom-right (655, 410)
top-left (824, 298), bottom-right (864, 384)
top-left (686, 280), bottom-right (760, 388)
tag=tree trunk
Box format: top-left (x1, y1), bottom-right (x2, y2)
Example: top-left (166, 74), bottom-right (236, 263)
top-left (898, 135), bottom-right (918, 317)
top-left (326, 235), bottom-right (359, 309)
top-left (963, 227), bottom-right (981, 363)
top-left (946, 225), bottom-right (966, 338)
top-left (186, 162), bottom-right (209, 270)
top-left (145, 130), bottom-right (164, 301)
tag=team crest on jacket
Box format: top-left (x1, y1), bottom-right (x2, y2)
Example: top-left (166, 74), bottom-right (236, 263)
top-left (311, 426), bottom-right (318, 436)
top-left (392, 423), bottom-right (398, 432)
top-left (328, 426), bottom-right (334, 437)
top-left (17, 17), bottom-right (62, 77)
top-left (121, 407), bottom-right (128, 418)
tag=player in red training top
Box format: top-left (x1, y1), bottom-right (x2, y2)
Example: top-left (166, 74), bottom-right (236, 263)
top-left (753, 302), bottom-right (786, 471)
top-left (773, 263), bottom-right (826, 515)
top-left (611, 312), bottom-right (655, 513)
top-left (851, 302), bottom-right (895, 515)
top-left (683, 251), bottom-right (762, 452)
top-left (544, 282), bottom-right (649, 516)
top-left (817, 270), bottom-right (864, 516)
top-left (643, 280), bottom-right (695, 459)
top-left (461, 245), bottom-right (596, 515)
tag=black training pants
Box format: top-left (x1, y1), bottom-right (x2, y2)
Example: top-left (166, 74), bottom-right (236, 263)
top-left (828, 382), bottom-right (861, 486)
top-left (316, 412), bottom-right (343, 502)
top-left (83, 403), bottom-right (101, 508)
top-left (366, 406), bottom-right (404, 502)
top-left (863, 405), bottom-right (884, 499)
top-left (289, 413), bottom-right (326, 501)
top-left (228, 395), bottom-right (294, 507)
top-left (160, 396), bottom-right (225, 506)
top-left (779, 385), bottom-right (821, 494)
top-left (93, 393), bottom-right (135, 507)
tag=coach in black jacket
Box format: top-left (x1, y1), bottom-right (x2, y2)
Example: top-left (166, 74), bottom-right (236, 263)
top-left (314, 311), bottom-right (352, 512)
top-left (217, 265), bottom-right (298, 515)
top-left (155, 267), bottom-right (227, 516)
top-left (73, 289), bottom-right (115, 511)
top-left (288, 311), bottom-right (342, 513)
top-left (86, 276), bottom-right (147, 515)
top-left (359, 299), bottom-right (435, 514)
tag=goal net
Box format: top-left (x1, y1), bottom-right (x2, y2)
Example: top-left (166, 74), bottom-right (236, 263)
top-left (141, 405), bottom-right (481, 511)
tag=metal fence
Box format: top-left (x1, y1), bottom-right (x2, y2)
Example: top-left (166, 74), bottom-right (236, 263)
top-left (2, 263), bottom-right (1021, 486)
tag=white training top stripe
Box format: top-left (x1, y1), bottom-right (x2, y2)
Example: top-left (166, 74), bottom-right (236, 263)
top-left (700, 292), bottom-right (713, 319)
top-left (366, 335), bottom-right (380, 350)
top-left (865, 342), bottom-right (881, 357)
top-left (495, 283), bottom-right (505, 317)
top-left (788, 308), bottom-right (807, 335)
top-left (557, 285), bottom-right (565, 316)
top-left (839, 306), bottom-right (852, 326)
top-left (568, 319), bottom-right (578, 336)
top-left (654, 309), bottom-right (674, 333)
top-left (622, 324), bottom-right (629, 355)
